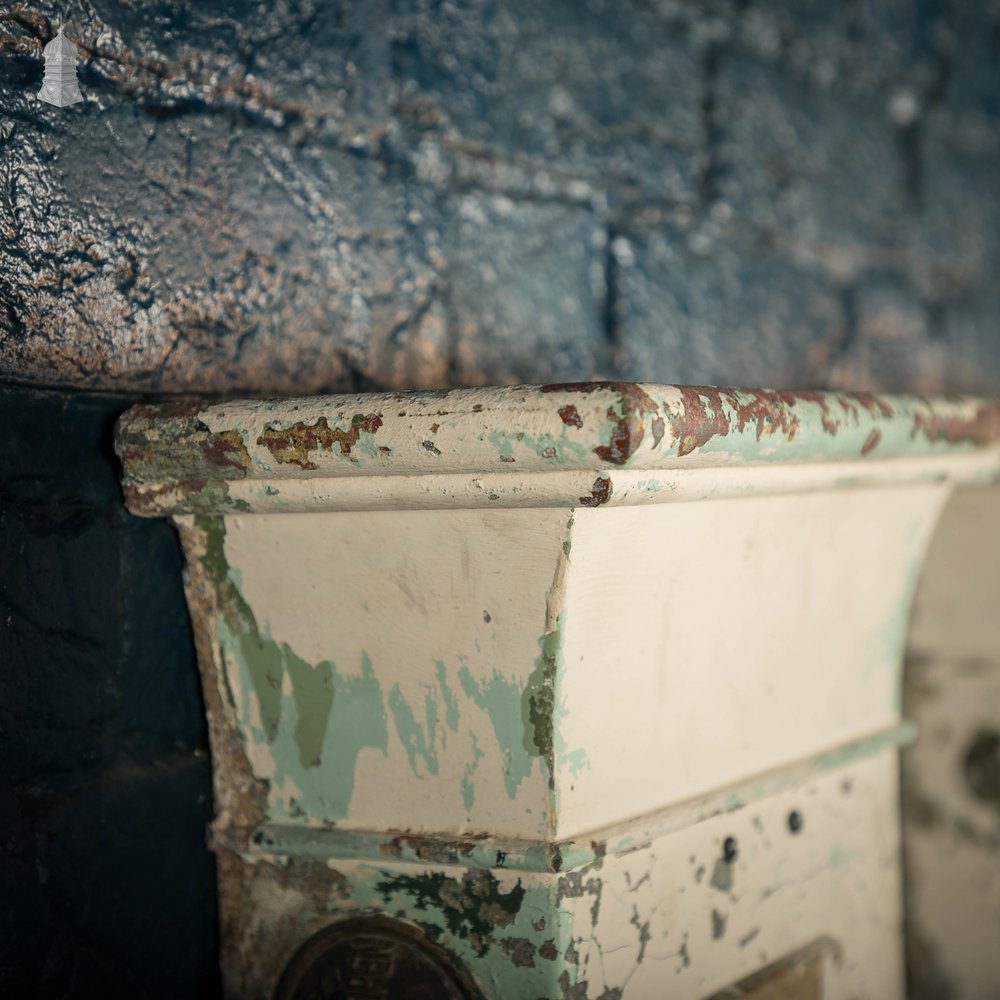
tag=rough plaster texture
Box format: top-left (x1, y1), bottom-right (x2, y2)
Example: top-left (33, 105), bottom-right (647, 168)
top-left (0, 0), bottom-right (998, 396)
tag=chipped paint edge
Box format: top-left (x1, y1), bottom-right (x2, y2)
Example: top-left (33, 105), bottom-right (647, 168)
top-left (216, 722), bottom-right (916, 876)
top-left (115, 384), bottom-right (1000, 516)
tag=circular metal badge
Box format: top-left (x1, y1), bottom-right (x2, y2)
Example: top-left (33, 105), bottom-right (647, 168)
top-left (274, 916), bottom-right (481, 1000)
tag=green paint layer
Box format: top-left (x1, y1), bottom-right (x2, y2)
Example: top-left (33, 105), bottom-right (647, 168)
top-left (458, 665), bottom-right (537, 800)
top-left (195, 515), bottom-right (389, 822)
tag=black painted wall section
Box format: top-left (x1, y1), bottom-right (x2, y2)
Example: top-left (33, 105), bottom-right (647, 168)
top-left (0, 385), bottom-right (218, 998)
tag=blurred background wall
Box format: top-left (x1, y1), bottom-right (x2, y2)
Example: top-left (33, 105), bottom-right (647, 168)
top-left (0, 1), bottom-right (998, 996)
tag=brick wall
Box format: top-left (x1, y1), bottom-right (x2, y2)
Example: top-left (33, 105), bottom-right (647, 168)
top-left (1, 0), bottom-right (998, 395)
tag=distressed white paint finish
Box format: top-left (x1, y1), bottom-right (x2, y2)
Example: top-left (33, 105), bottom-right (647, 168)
top-left (216, 486), bottom-right (945, 842)
top-left (114, 384), bottom-right (1000, 998)
top-left (903, 484), bottom-right (1000, 1000)
top-left (219, 507), bottom-right (570, 839)
top-left (557, 487), bottom-right (947, 835)
top-left (118, 384), bottom-right (1000, 517)
top-left (234, 750), bottom-right (902, 999)
top-left (566, 752), bottom-right (904, 999)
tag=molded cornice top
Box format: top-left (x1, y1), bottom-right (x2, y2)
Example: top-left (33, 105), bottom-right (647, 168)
top-left (116, 382), bottom-right (1000, 515)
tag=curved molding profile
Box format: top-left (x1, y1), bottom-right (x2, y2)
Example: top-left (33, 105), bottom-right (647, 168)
top-left (116, 383), bottom-right (1000, 516)
top-left (117, 383), bottom-right (1000, 1000)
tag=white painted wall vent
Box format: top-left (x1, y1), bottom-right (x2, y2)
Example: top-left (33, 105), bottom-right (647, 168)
top-left (116, 382), bottom-right (1000, 999)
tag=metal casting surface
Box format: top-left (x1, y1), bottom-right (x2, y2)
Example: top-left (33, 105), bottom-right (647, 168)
top-left (116, 383), bottom-right (1000, 999)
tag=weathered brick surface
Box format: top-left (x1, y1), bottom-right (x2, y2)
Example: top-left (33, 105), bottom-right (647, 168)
top-left (393, 0), bottom-right (703, 204)
top-left (713, 53), bottom-right (906, 256)
top-left (2, 0), bottom-right (995, 394)
top-left (446, 193), bottom-right (608, 384)
top-left (917, 117), bottom-right (1000, 296)
top-left (612, 223), bottom-right (845, 388)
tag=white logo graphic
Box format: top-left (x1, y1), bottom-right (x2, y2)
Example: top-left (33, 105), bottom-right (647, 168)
top-left (38, 26), bottom-right (83, 107)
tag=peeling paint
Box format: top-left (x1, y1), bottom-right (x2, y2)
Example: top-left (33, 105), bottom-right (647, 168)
top-left (862, 427), bottom-right (882, 455)
top-left (458, 665), bottom-right (538, 800)
top-left (372, 868), bottom-right (525, 957)
top-left (499, 936), bottom-right (537, 967)
top-left (119, 383), bottom-right (1000, 998)
top-left (913, 404), bottom-right (1000, 448)
top-left (486, 427), bottom-right (591, 467)
top-left (579, 475), bottom-right (612, 507)
top-left (116, 385), bottom-right (1000, 518)
top-left (461, 733), bottom-right (486, 812)
top-left (197, 514), bottom-right (391, 821)
top-left (436, 661), bottom-right (461, 734)
top-left (541, 381), bottom-right (661, 465)
top-left (523, 627), bottom-right (561, 769)
top-left (389, 683), bottom-right (442, 778)
top-left (258, 413), bottom-right (384, 469)
top-left (558, 404), bottom-right (584, 429)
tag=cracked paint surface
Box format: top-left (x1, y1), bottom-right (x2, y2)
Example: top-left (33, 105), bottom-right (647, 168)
top-left (116, 384), bottom-right (1000, 517)
top-left (219, 752), bottom-right (901, 998)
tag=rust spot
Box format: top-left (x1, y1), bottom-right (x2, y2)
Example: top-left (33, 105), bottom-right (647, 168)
top-left (913, 404), bottom-right (1000, 447)
top-left (430, 422), bottom-right (440, 433)
top-left (541, 382), bottom-right (661, 465)
top-left (861, 428), bottom-right (881, 455)
top-left (257, 413), bottom-right (383, 469)
top-left (201, 429), bottom-right (251, 473)
top-left (579, 476), bottom-right (612, 507)
top-left (672, 387), bottom-right (743, 457)
top-left (849, 392), bottom-right (894, 419)
top-left (668, 387), bottom-right (894, 456)
top-left (357, 414), bottom-right (383, 433)
top-left (558, 404), bottom-right (583, 428)
top-left (768, 392), bottom-right (850, 441)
